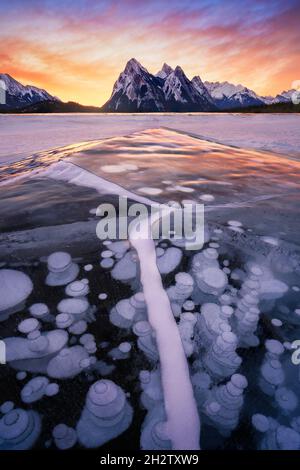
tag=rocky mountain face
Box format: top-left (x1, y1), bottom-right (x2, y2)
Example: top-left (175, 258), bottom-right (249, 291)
top-left (1, 62), bottom-right (295, 113)
top-left (0, 74), bottom-right (59, 109)
top-left (101, 59), bottom-right (217, 112)
top-left (102, 59), bottom-right (296, 112)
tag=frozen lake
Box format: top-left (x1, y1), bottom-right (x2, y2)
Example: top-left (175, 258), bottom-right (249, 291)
top-left (0, 113), bottom-right (299, 165)
top-left (1, 121), bottom-right (300, 451)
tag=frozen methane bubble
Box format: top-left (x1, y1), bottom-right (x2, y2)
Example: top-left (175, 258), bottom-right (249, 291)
top-left (0, 402), bottom-right (14, 414)
top-left (0, 269), bottom-right (33, 321)
top-left (29, 303), bottom-right (53, 323)
top-left (271, 318), bottom-right (283, 327)
top-left (129, 292), bottom-right (147, 322)
top-left (259, 278), bottom-right (289, 301)
top-left (183, 300), bottom-right (195, 311)
top-left (265, 339), bottom-right (284, 360)
top-left (109, 298), bottom-right (136, 329)
top-left (253, 415), bottom-right (300, 450)
top-left (227, 220), bottom-right (243, 227)
top-left (191, 249), bottom-right (227, 296)
top-left (5, 330), bottom-right (68, 373)
top-left (45, 383), bottom-right (59, 397)
top-left (139, 369), bottom-right (164, 411)
top-left (140, 404), bottom-right (172, 450)
top-left (133, 321), bottom-right (159, 362)
top-left (199, 194), bottom-right (215, 202)
top-left (259, 359), bottom-right (285, 396)
top-left (98, 293), bottom-right (107, 300)
top-left (47, 346), bottom-right (89, 379)
top-left (53, 424), bottom-right (77, 450)
top-left (65, 280), bottom-right (89, 298)
top-left (156, 247), bottom-right (182, 275)
top-left (0, 408), bottom-right (41, 450)
top-left (108, 342), bottom-right (131, 361)
top-left (18, 318), bottom-right (40, 335)
top-left (16, 372), bottom-right (27, 381)
top-left (203, 331), bottom-right (242, 380)
top-left (21, 376), bottom-right (49, 403)
top-left (167, 272), bottom-right (194, 305)
top-left (252, 414), bottom-right (270, 433)
top-left (191, 371), bottom-right (212, 407)
top-left (100, 258), bottom-right (114, 269)
top-left (195, 303), bottom-right (232, 349)
top-left (46, 251), bottom-right (79, 286)
top-left (109, 240), bottom-right (130, 256)
top-left (275, 387), bottom-right (298, 414)
top-left (84, 264), bottom-right (93, 272)
top-left (203, 374), bottom-right (248, 436)
top-left (178, 313), bottom-right (197, 357)
top-left (57, 298), bottom-right (90, 322)
top-left (56, 313), bottom-right (74, 329)
top-left (101, 250), bottom-right (113, 258)
top-left (76, 380), bottom-right (133, 448)
top-left (68, 320), bottom-right (88, 335)
top-left (111, 251), bottom-right (137, 281)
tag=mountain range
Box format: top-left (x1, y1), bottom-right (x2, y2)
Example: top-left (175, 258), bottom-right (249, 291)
top-left (0, 60), bottom-right (297, 112)
top-left (0, 73), bottom-right (59, 109)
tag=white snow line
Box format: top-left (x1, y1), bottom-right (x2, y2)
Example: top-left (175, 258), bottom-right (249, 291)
top-left (130, 211), bottom-right (200, 450)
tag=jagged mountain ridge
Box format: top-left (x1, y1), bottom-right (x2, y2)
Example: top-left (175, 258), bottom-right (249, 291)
top-left (0, 73), bottom-right (60, 109)
top-left (101, 59), bottom-right (217, 112)
top-left (102, 59), bottom-right (295, 112)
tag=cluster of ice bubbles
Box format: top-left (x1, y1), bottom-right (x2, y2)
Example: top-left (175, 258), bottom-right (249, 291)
top-left (1, 216), bottom-right (300, 450)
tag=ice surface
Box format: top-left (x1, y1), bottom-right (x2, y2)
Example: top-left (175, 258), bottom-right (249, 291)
top-left (1, 114), bottom-right (300, 165)
top-left (1, 124), bottom-right (300, 451)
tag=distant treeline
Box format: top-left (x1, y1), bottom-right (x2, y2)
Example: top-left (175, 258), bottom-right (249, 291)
top-left (228, 101), bottom-right (300, 113)
top-left (0, 100), bottom-right (299, 114)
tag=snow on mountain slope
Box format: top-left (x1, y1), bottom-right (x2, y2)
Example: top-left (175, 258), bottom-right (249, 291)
top-left (0, 73), bottom-right (59, 109)
top-left (272, 89), bottom-right (297, 104)
top-left (191, 76), bottom-right (215, 105)
top-left (163, 66), bottom-right (216, 111)
top-left (204, 80), bottom-right (265, 109)
top-left (156, 63), bottom-right (173, 79)
top-left (101, 58), bottom-right (166, 112)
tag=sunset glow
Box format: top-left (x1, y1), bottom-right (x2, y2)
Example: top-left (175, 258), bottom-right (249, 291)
top-left (1, 0), bottom-right (300, 105)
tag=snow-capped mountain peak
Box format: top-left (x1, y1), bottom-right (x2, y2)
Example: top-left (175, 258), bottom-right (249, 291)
top-left (156, 63), bottom-right (173, 79)
top-left (104, 59), bottom-right (166, 112)
top-left (204, 80), bottom-right (264, 109)
top-left (123, 58), bottom-right (148, 76)
top-left (0, 73), bottom-right (59, 109)
top-left (191, 76), bottom-right (215, 104)
top-left (102, 59), bottom-right (216, 112)
top-left (102, 59), bottom-right (295, 112)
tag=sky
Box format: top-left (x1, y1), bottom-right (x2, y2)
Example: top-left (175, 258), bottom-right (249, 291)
top-left (0, 0), bottom-right (299, 105)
